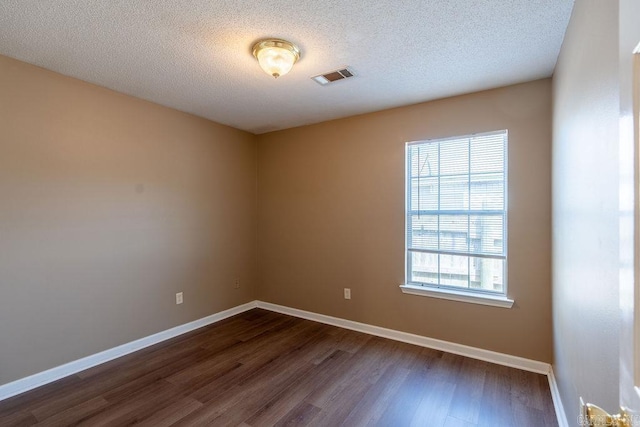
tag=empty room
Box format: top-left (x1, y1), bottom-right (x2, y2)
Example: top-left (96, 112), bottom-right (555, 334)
top-left (1, 0), bottom-right (639, 426)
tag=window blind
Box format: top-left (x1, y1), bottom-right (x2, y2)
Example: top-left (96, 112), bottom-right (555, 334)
top-left (406, 130), bottom-right (507, 294)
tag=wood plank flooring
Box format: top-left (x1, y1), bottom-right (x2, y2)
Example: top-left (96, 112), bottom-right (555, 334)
top-left (0, 309), bottom-right (558, 426)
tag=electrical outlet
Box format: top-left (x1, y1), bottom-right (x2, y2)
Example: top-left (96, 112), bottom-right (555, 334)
top-left (344, 288), bottom-right (351, 300)
top-left (234, 279), bottom-right (240, 289)
top-left (176, 292), bottom-right (183, 305)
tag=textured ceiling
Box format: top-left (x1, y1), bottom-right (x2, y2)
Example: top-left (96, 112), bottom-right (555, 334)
top-left (0, 0), bottom-right (574, 134)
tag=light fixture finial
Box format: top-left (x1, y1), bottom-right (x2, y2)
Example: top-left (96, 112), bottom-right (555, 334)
top-left (252, 39), bottom-right (300, 79)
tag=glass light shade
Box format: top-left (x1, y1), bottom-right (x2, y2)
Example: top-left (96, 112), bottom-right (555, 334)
top-left (252, 39), bottom-right (300, 78)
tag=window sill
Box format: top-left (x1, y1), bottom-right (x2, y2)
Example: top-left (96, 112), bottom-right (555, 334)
top-left (399, 284), bottom-right (514, 308)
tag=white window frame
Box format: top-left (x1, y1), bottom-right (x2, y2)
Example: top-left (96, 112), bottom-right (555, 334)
top-left (400, 130), bottom-right (514, 308)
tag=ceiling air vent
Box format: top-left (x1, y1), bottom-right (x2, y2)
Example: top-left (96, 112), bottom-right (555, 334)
top-left (311, 67), bottom-right (355, 86)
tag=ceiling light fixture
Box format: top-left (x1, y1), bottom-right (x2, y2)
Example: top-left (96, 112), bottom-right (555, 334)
top-left (252, 39), bottom-right (300, 79)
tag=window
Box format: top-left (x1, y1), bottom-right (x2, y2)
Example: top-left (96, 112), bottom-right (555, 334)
top-left (403, 130), bottom-right (510, 306)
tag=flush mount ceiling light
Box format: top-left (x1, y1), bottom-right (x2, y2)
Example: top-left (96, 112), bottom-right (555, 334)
top-left (252, 39), bottom-right (300, 79)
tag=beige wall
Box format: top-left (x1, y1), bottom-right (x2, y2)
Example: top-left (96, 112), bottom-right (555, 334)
top-left (257, 79), bottom-right (553, 362)
top-left (0, 55), bottom-right (257, 386)
top-left (552, 0), bottom-right (621, 422)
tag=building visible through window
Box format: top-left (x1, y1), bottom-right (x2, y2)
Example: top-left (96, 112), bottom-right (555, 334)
top-left (406, 130), bottom-right (507, 295)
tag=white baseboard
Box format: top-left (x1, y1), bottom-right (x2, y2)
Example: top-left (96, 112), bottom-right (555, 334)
top-left (257, 301), bottom-right (551, 375)
top-left (548, 367), bottom-right (569, 427)
top-left (0, 301), bottom-right (258, 402)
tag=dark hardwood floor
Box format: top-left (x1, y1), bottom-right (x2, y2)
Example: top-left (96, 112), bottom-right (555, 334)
top-left (0, 309), bottom-right (558, 426)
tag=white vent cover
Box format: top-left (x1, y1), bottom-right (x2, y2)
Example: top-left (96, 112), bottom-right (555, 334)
top-left (311, 67), bottom-right (355, 85)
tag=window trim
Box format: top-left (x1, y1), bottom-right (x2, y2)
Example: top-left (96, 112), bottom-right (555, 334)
top-left (399, 283), bottom-right (514, 308)
top-left (404, 130), bottom-right (511, 306)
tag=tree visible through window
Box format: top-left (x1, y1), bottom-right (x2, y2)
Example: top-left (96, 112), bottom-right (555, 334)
top-left (406, 130), bottom-right (507, 295)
